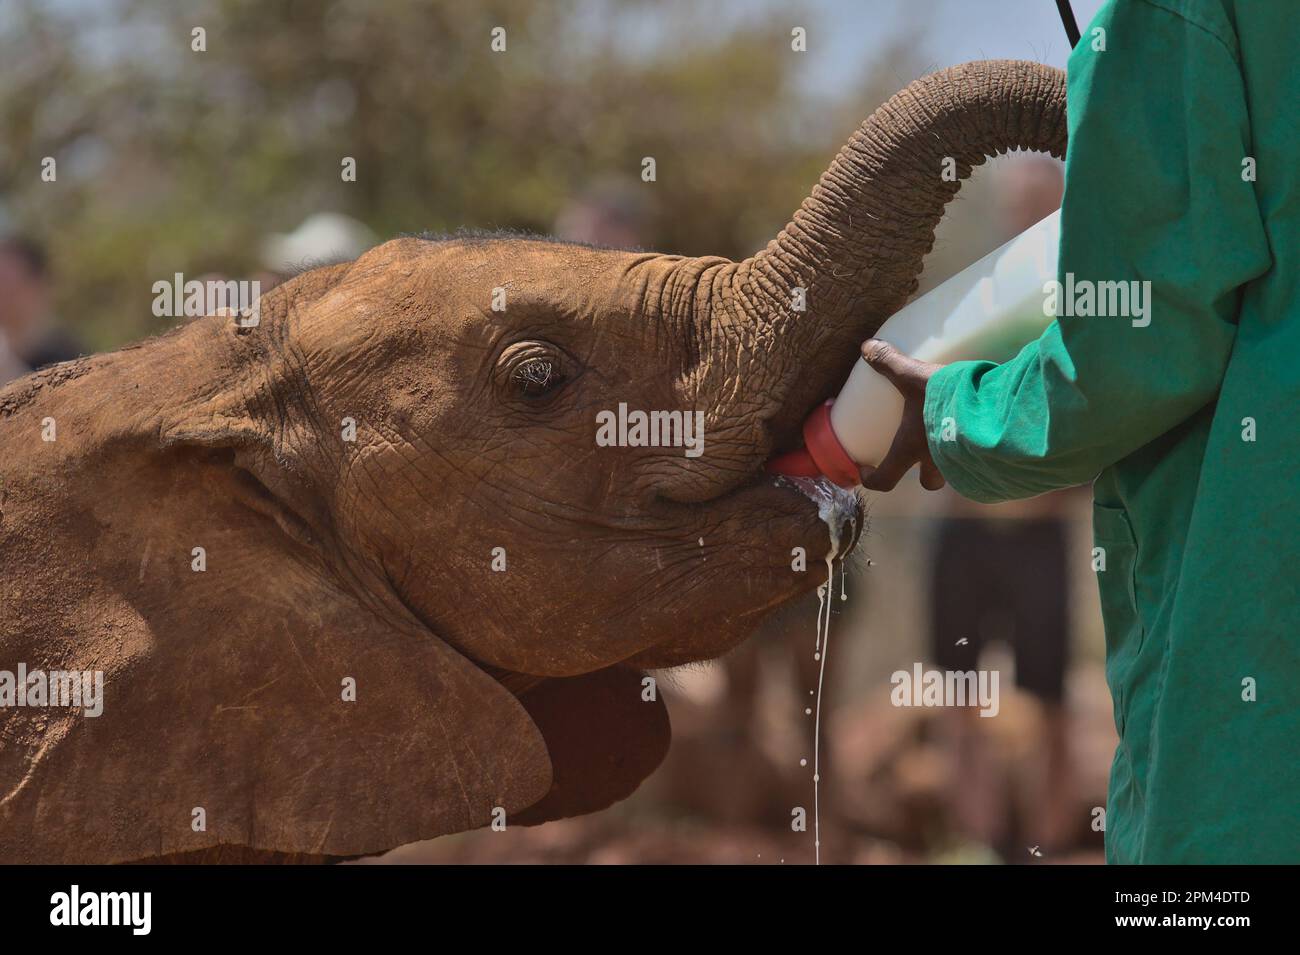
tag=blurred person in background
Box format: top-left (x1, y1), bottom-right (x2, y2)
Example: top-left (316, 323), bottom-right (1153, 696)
top-left (553, 180), bottom-right (650, 251)
top-left (929, 157), bottom-right (1080, 859)
top-left (0, 320), bottom-right (25, 385)
top-left (0, 339), bottom-right (25, 385)
top-left (0, 236), bottom-right (81, 382)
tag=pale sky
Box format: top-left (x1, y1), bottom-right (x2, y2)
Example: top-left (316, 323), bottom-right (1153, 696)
top-left (803, 0), bottom-right (1107, 93)
top-left (595, 0), bottom-right (1109, 97)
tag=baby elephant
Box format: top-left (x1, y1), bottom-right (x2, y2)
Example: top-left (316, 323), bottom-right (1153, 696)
top-left (0, 61), bottom-right (1065, 863)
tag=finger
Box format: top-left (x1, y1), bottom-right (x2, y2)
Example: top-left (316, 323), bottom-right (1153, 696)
top-left (919, 458), bottom-right (947, 491)
top-left (860, 339), bottom-right (929, 391)
top-left (860, 435), bottom-right (920, 492)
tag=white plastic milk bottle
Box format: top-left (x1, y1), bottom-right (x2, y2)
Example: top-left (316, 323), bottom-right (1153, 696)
top-left (768, 209), bottom-right (1061, 486)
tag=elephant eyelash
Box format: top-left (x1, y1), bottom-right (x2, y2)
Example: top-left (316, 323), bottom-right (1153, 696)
top-left (511, 356), bottom-right (561, 397)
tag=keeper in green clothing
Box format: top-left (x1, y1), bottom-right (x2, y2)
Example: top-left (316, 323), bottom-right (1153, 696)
top-left (860, 0), bottom-right (1299, 864)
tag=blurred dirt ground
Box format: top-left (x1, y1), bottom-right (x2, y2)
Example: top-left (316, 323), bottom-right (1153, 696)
top-left (367, 656), bottom-right (1112, 865)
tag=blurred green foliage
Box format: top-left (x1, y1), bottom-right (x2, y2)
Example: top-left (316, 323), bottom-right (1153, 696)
top-left (0, 0), bottom-right (919, 349)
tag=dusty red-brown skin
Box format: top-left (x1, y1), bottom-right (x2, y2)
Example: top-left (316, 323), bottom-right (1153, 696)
top-left (0, 61), bottom-right (1066, 863)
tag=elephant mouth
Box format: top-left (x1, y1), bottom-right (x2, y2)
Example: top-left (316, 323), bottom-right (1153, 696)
top-left (773, 474), bottom-right (864, 561)
top-left (531, 467), bottom-right (864, 674)
top-left (694, 465), bottom-right (864, 563)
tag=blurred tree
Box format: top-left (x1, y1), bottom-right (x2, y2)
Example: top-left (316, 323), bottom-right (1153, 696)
top-left (0, 0), bottom-right (920, 348)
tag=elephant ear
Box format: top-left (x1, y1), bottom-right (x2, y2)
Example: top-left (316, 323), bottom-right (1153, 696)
top-left (509, 667), bottom-right (671, 826)
top-left (0, 449), bottom-right (553, 864)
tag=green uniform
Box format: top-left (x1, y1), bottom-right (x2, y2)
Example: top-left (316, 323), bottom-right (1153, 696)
top-left (924, 0), bottom-right (1299, 863)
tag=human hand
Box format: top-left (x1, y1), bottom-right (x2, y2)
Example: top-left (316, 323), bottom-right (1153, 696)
top-left (858, 339), bottom-right (946, 491)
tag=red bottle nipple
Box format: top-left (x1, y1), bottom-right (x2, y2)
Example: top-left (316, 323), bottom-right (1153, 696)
top-left (764, 399), bottom-right (861, 488)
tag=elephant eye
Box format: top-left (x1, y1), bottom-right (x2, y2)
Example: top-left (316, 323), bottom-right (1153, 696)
top-left (497, 341), bottom-right (570, 404)
top-left (512, 356), bottom-right (560, 397)
top-left (493, 343), bottom-right (572, 405)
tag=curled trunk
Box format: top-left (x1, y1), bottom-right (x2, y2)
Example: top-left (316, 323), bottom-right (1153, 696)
top-left (705, 60), bottom-right (1068, 451)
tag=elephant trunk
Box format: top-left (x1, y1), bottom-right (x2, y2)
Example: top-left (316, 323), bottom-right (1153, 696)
top-left (708, 60), bottom-right (1067, 453)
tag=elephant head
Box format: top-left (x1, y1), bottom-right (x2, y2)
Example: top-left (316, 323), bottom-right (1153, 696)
top-left (0, 61), bottom-right (1065, 863)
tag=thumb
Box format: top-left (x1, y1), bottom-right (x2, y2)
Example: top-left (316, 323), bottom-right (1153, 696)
top-left (861, 339), bottom-right (925, 389)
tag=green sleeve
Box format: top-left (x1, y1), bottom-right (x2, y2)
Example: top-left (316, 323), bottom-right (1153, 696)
top-left (923, 0), bottom-right (1270, 504)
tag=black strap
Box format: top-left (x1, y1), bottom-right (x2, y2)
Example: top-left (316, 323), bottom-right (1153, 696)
top-left (1055, 0), bottom-right (1082, 47)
